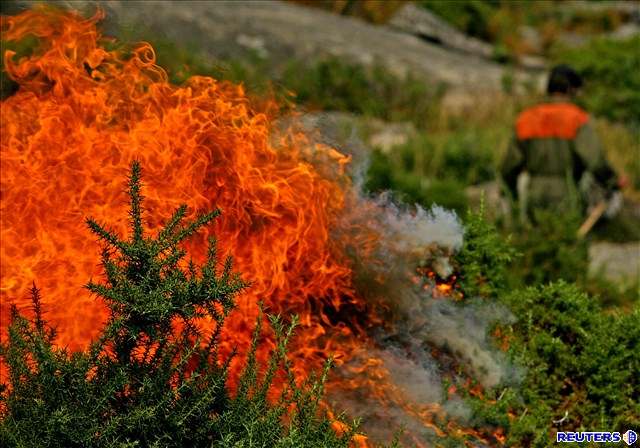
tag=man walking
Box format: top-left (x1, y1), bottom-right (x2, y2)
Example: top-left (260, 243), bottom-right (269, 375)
top-left (501, 65), bottom-right (623, 223)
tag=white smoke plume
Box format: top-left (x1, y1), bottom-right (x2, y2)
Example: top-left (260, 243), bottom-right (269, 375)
top-left (284, 112), bottom-right (520, 444)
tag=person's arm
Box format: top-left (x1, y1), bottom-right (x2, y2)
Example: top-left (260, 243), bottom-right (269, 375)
top-left (500, 133), bottom-right (525, 198)
top-left (573, 121), bottom-right (617, 191)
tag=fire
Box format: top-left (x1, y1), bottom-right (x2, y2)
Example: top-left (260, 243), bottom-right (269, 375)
top-left (1, 6), bottom-right (360, 379)
top-left (417, 267), bottom-right (463, 300)
top-left (1, 7), bottom-right (497, 446)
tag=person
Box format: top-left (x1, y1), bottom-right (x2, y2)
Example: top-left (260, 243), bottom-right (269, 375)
top-left (500, 64), bottom-right (624, 223)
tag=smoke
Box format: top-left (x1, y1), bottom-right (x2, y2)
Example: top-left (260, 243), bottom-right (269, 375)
top-left (420, 298), bottom-right (520, 389)
top-left (291, 112), bottom-right (520, 443)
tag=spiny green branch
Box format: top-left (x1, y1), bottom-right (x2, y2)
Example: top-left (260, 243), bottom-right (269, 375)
top-left (1, 161), bottom-right (356, 448)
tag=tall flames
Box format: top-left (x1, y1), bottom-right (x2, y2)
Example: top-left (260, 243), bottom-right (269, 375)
top-left (1, 7), bottom-right (507, 446)
top-left (1, 5), bottom-right (359, 371)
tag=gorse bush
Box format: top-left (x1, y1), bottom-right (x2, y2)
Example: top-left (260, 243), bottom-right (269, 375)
top-left (453, 206), bottom-right (517, 299)
top-left (497, 282), bottom-right (640, 447)
top-left (0, 162), bottom-right (355, 448)
top-left (457, 213), bottom-right (639, 447)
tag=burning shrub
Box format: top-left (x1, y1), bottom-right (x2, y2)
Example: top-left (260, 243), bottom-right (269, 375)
top-left (6, 5), bottom-right (635, 447)
top-left (0, 7), bottom-right (503, 445)
top-left (0, 162), bottom-right (356, 447)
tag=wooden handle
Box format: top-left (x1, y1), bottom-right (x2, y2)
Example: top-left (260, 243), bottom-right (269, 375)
top-left (577, 201), bottom-right (607, 239)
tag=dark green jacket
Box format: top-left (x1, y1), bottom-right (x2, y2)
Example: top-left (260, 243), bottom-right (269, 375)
top-left (501, 101), bottom-right (616, 210)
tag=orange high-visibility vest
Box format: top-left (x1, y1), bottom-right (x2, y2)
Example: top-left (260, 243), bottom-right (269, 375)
top-left (516, 102), bottom-right (589, 141)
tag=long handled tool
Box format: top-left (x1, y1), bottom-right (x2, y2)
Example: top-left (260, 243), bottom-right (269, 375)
top-left (577, 201), bottom-right (607, 239)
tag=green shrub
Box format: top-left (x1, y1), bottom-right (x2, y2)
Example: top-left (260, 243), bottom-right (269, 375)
top-left (450, 211), bottom-right (638, 445)
top-left (364, 125), bottom-right (504, 216)
top-left (507, 209), bottom-right (589, 287)
top-left (453, 206), bottom-right (517, 299)
top-left (0, 162), bottom-right (355, 448)
top-left (439, 132), bottom-right (495, 184)
top-left (366, 148), bottom-right (469, 215)
top-left (280, 58), bottom-right (443, 127)
top-left (496, 282), bottom-right (640, 446)
top-left (582, 274), bottom-right (639, 310)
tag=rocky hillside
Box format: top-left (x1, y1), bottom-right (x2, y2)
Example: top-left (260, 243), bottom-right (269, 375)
top-left (9, 0), bottom-right (543, 103)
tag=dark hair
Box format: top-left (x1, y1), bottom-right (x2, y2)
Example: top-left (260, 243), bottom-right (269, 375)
top-left (547, 65), bottom-right (583, 95)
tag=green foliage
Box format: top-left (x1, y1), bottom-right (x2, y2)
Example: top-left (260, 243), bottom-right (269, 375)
top-left (495, 282), bottom-right (640, 446)
top-left (582, 274), bottom-right (639, 310)
top-left (453, 206), bottom-right (517, 299)
top-left (366, 148), bottom-right (469, 215)
top-left (364, 128), bottom-right (500, 216)
top-left (279, 58), bottom-right (444, 127)
top-left (553, 36), bottom-right (640, 125)
top-left (418, 0), bottom-right (499, 42)
top-left (447, 211), bottom-right (638, 446)
top-left (0, 162), bottom-right (355, 448)
top-left (591, 208), bottom-right (640, 242)
top-left (507, 209), bottom-right (589, 287)
top-left (438, 132), bottom-right (495, 184)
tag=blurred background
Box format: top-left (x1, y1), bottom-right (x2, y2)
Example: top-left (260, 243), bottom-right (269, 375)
top-left (2, 0), bottom-right (638, 315)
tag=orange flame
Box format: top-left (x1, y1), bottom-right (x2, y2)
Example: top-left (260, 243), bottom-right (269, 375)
top-left (0, 7), bottom-right (497, 445)
top-left (1, 6), bottom-right (362, 381)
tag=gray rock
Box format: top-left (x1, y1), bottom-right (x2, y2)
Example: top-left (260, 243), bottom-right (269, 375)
top-left (368, 123), bottom-right (414, 154)
top-left (388, 4), bottom-right (494, 59)
top-left (11, 0), bottom-right (542, 97)
top-left (589, 241), bottom-right (640, 284)
top-left (389, 3), bottom-right (547, 70)
top-left (607, 22), bottom-right (640, 40)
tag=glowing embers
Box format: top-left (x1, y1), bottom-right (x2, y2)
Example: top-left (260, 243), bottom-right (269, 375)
top-left (416, 267), bottom-right (463, 300)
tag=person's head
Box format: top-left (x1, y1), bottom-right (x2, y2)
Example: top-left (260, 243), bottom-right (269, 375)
top-left (547, 65), bottom-right (583, 97)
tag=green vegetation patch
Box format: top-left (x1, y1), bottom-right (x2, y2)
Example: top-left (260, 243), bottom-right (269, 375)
top-left (455, 210), bottom-right (639, 447)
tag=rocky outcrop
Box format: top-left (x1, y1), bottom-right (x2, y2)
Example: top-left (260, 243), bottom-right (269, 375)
top-left (10, 0), bottom-right (542, 97)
